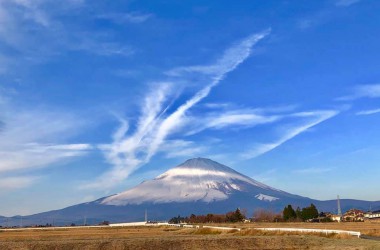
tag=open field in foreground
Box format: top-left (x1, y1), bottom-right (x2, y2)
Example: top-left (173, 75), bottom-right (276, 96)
top-left (1, 223), bottom-right (380, 250)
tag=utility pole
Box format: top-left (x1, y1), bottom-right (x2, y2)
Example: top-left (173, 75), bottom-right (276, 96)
top-left (337, 195), bottom-right (342, 222)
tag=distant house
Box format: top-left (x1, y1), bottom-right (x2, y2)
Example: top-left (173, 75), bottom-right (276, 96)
top-left (329, 214), bottom-right (342, 222)
top-left (320, 212), bottom-right (342, 222)
top-left (364, 210), bottom-right (380, 220)
top-left (343, 209), bottom-right (364, 222)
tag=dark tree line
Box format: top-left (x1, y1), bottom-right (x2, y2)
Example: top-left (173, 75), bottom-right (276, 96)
top-left (283, 204), bottom-right (319, 221)
top-left (169, 205), bottom-right (321, 224)
top-left (169, 208), bottom-right (246, 224)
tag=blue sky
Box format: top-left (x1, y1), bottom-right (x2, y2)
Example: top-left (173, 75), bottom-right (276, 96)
top-left (0, 0), bottom-right (380, 216)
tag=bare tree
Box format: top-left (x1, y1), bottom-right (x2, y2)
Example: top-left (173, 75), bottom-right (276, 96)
top-left (252, 208), bottom-right (281, 222)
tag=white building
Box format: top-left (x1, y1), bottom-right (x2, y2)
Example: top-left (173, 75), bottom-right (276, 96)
top-left (330, 214), bottom-right (342, 222)
top-left (364, 210), bottom-right (380, 220)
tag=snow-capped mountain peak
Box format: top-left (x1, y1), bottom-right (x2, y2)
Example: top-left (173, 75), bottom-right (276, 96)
top-left (101, 158), bottom-right (287, 206)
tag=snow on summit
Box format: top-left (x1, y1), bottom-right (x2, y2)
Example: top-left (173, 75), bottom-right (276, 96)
top-left (157, 158), bottom-right (275, 190)
top-left (101, 158), bottom-right (288, 206)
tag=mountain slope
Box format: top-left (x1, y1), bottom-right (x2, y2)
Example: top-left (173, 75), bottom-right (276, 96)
top-left (2, 158), bottom-right (380, 226)
top-left (102, 158), bottom-right (300, 205)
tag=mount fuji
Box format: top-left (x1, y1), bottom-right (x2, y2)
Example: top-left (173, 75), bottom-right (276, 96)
top-left (2, 158), bottom-right (380, 226)
top-left (102, 158), bottom-right (301, 206)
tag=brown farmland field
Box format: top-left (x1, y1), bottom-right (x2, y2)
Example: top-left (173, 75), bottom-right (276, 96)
top-left (1, 222), bottom-right (380, 250)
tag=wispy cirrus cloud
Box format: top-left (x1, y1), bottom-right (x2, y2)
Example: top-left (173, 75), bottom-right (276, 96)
top-left (0, 0), bottom-right (83, 46)
top-left (0, 0), bottom-right (137, 73)
top-left (337, 84), bottom-right (380, 101)
top-left (241, 110), bottom-right (339, 159)
top-left (0, 100), bottom-right (93, 182)
top-left (87, 29), bottom-right (342, 189)
top-left (356, 108), bottom-right (380, 116)
top-left (184, 108), bottom-right (281, 135)
top-left (0, 143), bottom-right (92, 173)
top-left (0, 108), bottom-right (85, 145)
top-left (296, 10), bottom-right (332, 30)
top-left (91, 83), bottom-right (173, 188)
top-left (204, 112), bottom-right (278, 129)
top-left (0, 176), bottom-right (40, 191)
top-left (160, 140), bottom-right (208, 159)
top-left (73, 39), bottom-right (135, 57)
top-left (0, 0), bottom-right (51, 29)
top-left (0, 109), bottom-right (92, 190)
top-left (97, 12), bottom-right (152, 24)
top-left (146, 30), bottom-right (271, 158)
top-left (84, 30), bottom-right (271, 189)
top-left (296, 0), bottom-right (360, 31)
top-left (166, 29), bottom-right (270, 78)
top-left (0, 0), bottom-right (74, 71)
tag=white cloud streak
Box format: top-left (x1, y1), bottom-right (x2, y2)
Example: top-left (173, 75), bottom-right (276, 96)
top-left (184, 109), bottom-right (281, 135)
top-left (87, 30), bottom-right (270, 189)
top-left (73, 40), bottom-right (135, 57)
top-left (1, 81), bottom-right (93, 186)
top-left (146, 30), bottom-right (271, 159)
top-left (241, 110), bottom-right (339, 159)
top-left (166, 29), bottom-right (270, 77)
top-left (0, 176), bottom-right (39, 190)
top-left (338, 84), bottom-right (380, 101)
top-left (0, 0), bottom-right (135, 73)
top-left (0, 111), bottom-right (82, 144)
top-left (356, 108), bottom-right (380, 116)
top-left (0, 0), bottom-right (50, 28)
top-left (97, 12), bottom-right (152, 24)
top-left (0, 143), bottom-right (91, 173)
top-left (0, 107), bottom-right (92, 174)
top-left (0, 0), bottom-right (83, 44)
top-left (92, 83), bottom-right (173, 187)
top-left (0, 144), bottom-right (91, 173)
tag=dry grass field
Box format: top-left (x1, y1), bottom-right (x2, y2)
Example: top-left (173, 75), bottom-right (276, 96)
top-left (1, 223), bottom-right (380, 250)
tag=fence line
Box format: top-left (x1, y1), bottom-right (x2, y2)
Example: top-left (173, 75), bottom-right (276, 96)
top-left (255, 227), bottom-right (361, 238)
top-left (203, 225), bottom-right (241, 231)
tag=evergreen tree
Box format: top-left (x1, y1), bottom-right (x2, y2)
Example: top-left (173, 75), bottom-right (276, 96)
top-left (169, 215), bottom-right (186, 224)
top-left (234, 208), bottom-right (245, 222)
top-left (283, 205), bottom-right (296, 221)
top-left (295, 207), bottom-right (302, 220)
top-left (226, 208), bottom-right (245, 222)
top-left (301, 204), bottom-right (319, 221)
top-left (309, 203), bottom-right (319, 218)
